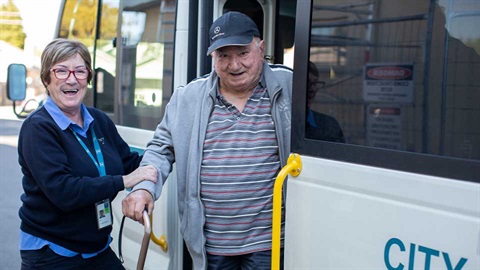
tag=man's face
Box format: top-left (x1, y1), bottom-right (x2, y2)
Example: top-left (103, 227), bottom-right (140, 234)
top-left (212, 38), bottom-right (265, 93)
top-left (307, 73), bottom-right (326, 108)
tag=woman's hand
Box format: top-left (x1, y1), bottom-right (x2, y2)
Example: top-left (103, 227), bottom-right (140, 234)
top-left (122, 165), bottom-right (158, 189)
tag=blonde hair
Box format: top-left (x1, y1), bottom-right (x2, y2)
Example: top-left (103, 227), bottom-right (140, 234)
top-left (40, 38), bottom-right (93, 88)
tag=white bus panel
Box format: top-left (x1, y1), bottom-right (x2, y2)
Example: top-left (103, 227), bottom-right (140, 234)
top-left (285, 155), bottom-right (480, 269)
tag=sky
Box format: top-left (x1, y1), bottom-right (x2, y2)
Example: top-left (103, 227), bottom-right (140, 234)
top-left (13, 0), bottom-right (61, 45)
top-left (0, 0), bottom-right (61, 84)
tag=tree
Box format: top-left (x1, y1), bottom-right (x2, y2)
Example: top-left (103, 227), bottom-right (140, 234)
top-left (0, 0), bottom-right (26, 49)
top-left (58, 0), bottom-right (118, 47)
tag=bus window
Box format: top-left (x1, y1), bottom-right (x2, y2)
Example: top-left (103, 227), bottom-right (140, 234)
top-left (117, 0), bottom-right (175, 130)
top-left (58, 0), bottom-right (98, 107)
top-left (58, 0), bottom-right (119, 113)
top-left (277, 0), bottom-right (297, 66)
top-left (58, 0), bottom-right (100, 48)
top-left (306, 0), bottom-right (480, 160)
top-left (94, 0), bottom-right (120, 114)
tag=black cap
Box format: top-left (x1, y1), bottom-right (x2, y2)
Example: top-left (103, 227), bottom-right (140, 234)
top-left (207, 11), bottom-right (260, 56)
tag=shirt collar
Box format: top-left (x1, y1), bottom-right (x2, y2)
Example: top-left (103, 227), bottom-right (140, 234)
top-left (258, 74), bottom-right (266, 89)
top-left (44, 97), bottom-right (94, 137)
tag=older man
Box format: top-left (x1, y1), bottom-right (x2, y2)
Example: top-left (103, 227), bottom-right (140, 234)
top-left (122, 11), bottom-right (292, 270)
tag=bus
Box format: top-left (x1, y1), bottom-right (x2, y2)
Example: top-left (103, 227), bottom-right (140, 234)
top-left (7, 0), bottom-right (480, 269)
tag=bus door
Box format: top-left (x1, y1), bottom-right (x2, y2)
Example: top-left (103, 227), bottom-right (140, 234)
top-left (111, 0), bottom-right (296, 267)
top-left (282, 0), bottom-right (480, 269)
top-left (115, 0), bottom-right (175, 130)
top-left (57, 0), bottom-right (182, 268)
top-left (110, 1), bottom-right (183, 269)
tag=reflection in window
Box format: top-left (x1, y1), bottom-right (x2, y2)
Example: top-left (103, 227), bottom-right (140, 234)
top-left (58, 0), bottom-right (119, 112)
top-left (58, 0), bottom-right (101, 107)
top-left (119, 0), bottom-right (175, 130)
top-left (439, 0), bottom-right (480, 54)
top-left (308, 0), bottom-right (480, 161)
top-left (307, 61), bottom-right (346, 143)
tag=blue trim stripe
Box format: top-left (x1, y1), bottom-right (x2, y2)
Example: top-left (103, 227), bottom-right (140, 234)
top-left (129, 146), bottom-right (145, 155)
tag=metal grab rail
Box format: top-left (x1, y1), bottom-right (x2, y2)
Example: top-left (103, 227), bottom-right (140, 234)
top-left (271, 153), bottom-right (302, 270)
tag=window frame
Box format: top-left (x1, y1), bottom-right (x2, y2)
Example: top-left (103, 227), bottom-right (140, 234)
top-left (291, 0), bottom-right (480, 183)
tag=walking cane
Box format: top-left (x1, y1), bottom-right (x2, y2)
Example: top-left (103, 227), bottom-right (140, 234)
top-left (137, 210), bottom-right (151, 270)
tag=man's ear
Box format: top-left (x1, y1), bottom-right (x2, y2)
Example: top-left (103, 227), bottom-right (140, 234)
top-left (210, 51), bottom-right (216, 68)
top-left (259, 40), bottom-right (265, 56)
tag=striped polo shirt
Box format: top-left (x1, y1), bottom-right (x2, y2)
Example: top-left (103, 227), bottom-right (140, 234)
top-left (201, 80), bottom-right (284, 255)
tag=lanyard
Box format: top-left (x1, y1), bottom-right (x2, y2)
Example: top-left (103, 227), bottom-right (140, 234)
top-left (71, 128), bottom-right (106, 176)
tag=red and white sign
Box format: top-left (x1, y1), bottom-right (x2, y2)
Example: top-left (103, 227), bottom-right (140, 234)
top-left (367, 105), bottom-right (403, 150)
top-left (363, 63), bottom-right (414, 103)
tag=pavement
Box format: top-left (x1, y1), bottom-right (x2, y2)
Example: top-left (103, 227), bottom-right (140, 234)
top-left (0, 106), bottom-right (23, 148)
top-left (0, 109), bottom-right (23, 269)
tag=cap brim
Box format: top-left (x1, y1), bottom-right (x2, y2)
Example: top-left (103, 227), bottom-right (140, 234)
top-left (207, 35), bottom-right (254, 56)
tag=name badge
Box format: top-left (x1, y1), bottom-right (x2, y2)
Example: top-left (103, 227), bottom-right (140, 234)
top-left (96, 199), bottom-right (112, 229)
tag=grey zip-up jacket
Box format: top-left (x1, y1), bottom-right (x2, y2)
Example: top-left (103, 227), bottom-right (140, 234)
top-left (133, 62), bottom-right (292, 269)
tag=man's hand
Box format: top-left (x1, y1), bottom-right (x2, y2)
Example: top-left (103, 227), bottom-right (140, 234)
top-left (122, 189), bottom-right (154, 225)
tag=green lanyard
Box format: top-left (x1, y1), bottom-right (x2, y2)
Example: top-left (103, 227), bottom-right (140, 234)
top-left (71, 128), bottom-right (106, 176)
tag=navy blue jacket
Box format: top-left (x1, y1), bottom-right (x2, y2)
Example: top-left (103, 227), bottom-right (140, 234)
top-left (18, 106), bottom-right (141, 253)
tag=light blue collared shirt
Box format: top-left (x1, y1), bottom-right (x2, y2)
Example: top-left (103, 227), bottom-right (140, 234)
top-left (20, 97), bottom-right (110, 258)
top-left (20, 231), bottom-right (112, 259)
top-left (43, 97), bottom-right (94, 137)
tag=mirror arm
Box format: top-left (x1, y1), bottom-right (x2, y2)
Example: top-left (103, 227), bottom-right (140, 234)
top-left (12, 99), bottom-right (40, 119)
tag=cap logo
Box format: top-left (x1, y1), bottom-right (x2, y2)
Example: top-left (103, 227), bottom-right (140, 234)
top-left (211, 26), bottom-right (225, 41)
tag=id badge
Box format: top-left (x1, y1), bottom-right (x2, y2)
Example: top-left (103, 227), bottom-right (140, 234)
top-left (95, 199), bottom-right (112, 229)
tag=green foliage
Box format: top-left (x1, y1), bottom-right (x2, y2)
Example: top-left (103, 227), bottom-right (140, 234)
top-left (58, 0), bottom-right (118, 47)
top-left (0, 0), bottom-right (26, 49)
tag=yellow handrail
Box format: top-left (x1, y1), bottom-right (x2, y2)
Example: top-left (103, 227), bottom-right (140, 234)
top-left (149, 214), bottom-right (168, 252)
top-left (271, 153), bottom-right (302, 270)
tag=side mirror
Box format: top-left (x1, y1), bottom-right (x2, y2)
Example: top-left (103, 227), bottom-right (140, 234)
top-left (7, 63), bottom-right (27, 101)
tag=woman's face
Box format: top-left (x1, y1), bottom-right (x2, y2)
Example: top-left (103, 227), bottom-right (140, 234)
top-left (47, 53), bottom-right (89, 114)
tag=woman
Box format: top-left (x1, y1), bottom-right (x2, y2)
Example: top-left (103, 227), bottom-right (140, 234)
top-left (18, 38), bottom-right (157, 270)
